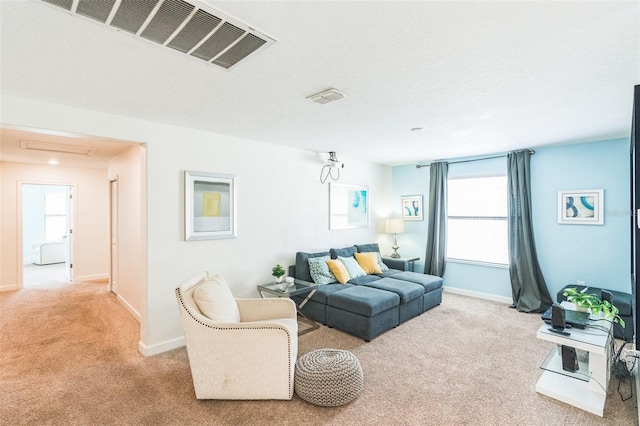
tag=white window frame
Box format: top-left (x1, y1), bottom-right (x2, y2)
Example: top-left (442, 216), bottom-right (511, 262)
top-left (446, 175), bottom-right (509, 267)
top-left (44, 191), bottom-right (67, 241)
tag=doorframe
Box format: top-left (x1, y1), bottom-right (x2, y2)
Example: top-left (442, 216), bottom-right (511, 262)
top-left (109, 176), bottom-right (119, 294)
top-left (17, 181), bottom-right (77, 289)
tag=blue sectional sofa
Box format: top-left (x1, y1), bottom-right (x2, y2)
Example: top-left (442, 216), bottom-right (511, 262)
top-left (290, 243), bottom-right (443, 341)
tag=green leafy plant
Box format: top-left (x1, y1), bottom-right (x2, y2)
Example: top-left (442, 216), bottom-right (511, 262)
top-left (271, 264), bottom-right (286, 279)
top-left (562, 287), bottom-right (625, 327)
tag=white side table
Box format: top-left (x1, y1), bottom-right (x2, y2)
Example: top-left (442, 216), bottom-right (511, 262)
top-left (535, 305), bottom-right (612, 416)
top-left (382, 256), bottom-right (419, 272)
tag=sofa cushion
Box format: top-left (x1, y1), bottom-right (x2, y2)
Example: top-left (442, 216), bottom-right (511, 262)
top-left (339, 256), bottom-right (367, 279)
top-left (390, 272), bottom-right (443, 293)
top-left (355, 243), bottom-right (380, 253)
top-left (354, 252), bottom-right (382, 274)
top-left (327, 286), bottom-right (399, 317)
top-left (193, 275), bottom-right (240, 323)
top-left (379, 268), bottom-right (401, 277)
top-left (306, 283), bottom-right (353, 305)
top-left (326, 259), bottom-right (351, 284)
top-left (348, 275), bottom-right (381, 285)
top-left (307, 255), bottom-right (337, 285)
top-left (296, 251), bottom-right (331, 282)
top-left (330, 245), bottom-right (357, 259)
top-left (363, 278), bottom-right (424, 304)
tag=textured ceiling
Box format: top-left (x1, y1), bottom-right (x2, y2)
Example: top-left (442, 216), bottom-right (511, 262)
top-left (1, 1), bottom-right (638, 166)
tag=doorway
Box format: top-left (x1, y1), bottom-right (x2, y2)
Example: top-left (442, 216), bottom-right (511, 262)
top-left (109, 177), bottom-right (119, 294)
top-left (21, 183), bottom-right (75, 288)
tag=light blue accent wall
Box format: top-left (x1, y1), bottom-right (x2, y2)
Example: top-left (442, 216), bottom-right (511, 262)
top-left (532, 138), bottom-right (630, 298)
top-left (392, 137), bottom-right (631, 301)
top-left (390, 164), bottom-right (429, 264)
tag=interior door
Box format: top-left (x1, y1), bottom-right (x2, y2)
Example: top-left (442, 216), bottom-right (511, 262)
top-left (109, 178), bottom-right (119, 293)
top-left (65, 187), bottom-right (74, 281)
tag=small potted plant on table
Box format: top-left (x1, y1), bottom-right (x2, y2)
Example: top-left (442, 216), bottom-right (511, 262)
top-left (272, 264), bottom-right (286, 284)
top-left (562, 287), bottom-right (625, 327)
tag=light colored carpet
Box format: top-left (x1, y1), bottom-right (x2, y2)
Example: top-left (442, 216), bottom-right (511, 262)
top-left (1, 282), bottom-right (636, 425)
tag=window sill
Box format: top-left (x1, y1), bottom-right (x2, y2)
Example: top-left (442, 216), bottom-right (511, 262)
top-left (446, 258), bottom-right (509, 269)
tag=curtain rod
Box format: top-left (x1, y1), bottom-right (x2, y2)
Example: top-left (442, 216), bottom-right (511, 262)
top-left (415, 149), bottom-right (535, 169)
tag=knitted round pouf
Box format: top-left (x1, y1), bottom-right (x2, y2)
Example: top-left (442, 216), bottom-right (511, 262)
top-left (295, 349), bottom-right (364, 406)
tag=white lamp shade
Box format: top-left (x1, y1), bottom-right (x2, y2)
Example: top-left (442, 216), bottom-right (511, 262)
top-left (385, 218), bottom-right (405, 234)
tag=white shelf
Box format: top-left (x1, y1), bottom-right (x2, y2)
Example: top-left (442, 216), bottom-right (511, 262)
top-left (535, 318), bottom-right (611, 417)
top-left (536, 370), bottom-right (606, 416)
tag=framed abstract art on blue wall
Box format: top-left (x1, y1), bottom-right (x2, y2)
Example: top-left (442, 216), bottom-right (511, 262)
top-left (401, 195), bottom-right (423, 221)
top-left (557, 189), bottom-right (604, 225)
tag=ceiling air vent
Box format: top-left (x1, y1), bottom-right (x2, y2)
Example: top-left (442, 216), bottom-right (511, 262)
top-left (41, 0), bottom-right (276, 70)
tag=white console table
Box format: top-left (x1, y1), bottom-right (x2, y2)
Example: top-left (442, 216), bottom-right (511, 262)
top-left (535, 310), bottom-right (612, 416)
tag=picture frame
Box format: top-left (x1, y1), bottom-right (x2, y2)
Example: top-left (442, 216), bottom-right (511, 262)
top-left (329, 183), bottom-right (369, 230)
top-left (557, 189), bottom-right (604, 225)
top-left (185, 171), bottom-right (237, 241)
top-left (401, 195), bottom-right (423, 221)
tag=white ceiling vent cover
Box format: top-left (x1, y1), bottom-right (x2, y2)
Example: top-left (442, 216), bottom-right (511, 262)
top-left (307, 89), bottom-right (347, 104)
top-left (20, 140), bottom-right (97, 156)
top-left (41, 0), bottom-right (277, 70)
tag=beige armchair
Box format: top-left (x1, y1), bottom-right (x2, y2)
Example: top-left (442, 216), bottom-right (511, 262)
top-left (175, 272), bottom-right (298, 399)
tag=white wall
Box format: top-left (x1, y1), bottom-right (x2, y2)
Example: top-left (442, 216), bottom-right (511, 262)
top-left (0, 161), bottom-right (109, 289)
top-left (22, 184), bottom-right (69, 263)
top-left (2, 94), bottom-right (392, 355)
top-left (108, 145), bottom-right (146, 321)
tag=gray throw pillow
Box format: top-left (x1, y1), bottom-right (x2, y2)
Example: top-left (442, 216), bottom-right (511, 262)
top-left (308, 256), bottom-right (337, 285)
top-left (375, 252), bottom-right (390, 272)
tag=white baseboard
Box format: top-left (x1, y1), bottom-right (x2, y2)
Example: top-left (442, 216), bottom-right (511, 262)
top-left (0, 284), bottom-right (18, 292)
top-left (76, 273), bottom-right (109, 283)
top-left (443, 286), bottom-right (512, 305)
top-left (138, 336), bottom-right (185, 357)
top-left (116, 294), bottom-right (141, 322)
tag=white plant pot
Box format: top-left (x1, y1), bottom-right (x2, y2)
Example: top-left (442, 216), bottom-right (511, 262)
top-left (274, 276), bottom-right (283, 284)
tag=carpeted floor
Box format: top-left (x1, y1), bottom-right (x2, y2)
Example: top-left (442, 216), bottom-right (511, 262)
top-left (1, 281), bottom-right (637, 425)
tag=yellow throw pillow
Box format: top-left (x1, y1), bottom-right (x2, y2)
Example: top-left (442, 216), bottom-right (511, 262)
top-left (326, 259), bottom-right (351, 284)
top-left (355, 252), bottom-right (382, 274)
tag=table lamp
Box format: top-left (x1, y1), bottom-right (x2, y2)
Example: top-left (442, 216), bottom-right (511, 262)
top-left (385, 218), bottom-right (405, 258)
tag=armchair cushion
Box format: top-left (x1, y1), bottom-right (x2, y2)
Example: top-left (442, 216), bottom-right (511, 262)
top-left (193, 275), bottom-right (240, 322)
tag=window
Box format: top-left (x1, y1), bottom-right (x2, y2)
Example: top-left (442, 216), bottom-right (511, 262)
top-left (44, 191), bottom-right (67, 241)
top-left (447, 176), bottom-right (508, 265)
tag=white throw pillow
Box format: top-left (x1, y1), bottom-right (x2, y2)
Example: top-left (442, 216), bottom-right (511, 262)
top-left (193, 275), bottom-right (240, 322)
top-left (338, 256), bottom-right (367, 279)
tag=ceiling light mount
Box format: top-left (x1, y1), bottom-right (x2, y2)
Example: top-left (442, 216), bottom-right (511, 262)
top-left (20, 140), bottom-right (96, 156)
top-left (307, 88), bottom-right (347, 104)
top-left (320, 151), bottom-right (344, 183)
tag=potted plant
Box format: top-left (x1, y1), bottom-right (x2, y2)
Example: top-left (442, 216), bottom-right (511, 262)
top-left (562, 287), bottom-right (625, 327)
top-left (272, 264), bottom-right (286, 284)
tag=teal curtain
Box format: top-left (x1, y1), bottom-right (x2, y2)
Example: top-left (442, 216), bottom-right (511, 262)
top-left (424, 162), bottom-right (448, 277)
top-left (507, 151), bottom-right (552, 312)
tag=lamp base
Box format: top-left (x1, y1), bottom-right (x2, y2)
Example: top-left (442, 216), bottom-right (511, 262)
top-left (390, 243), bottom-right (400, 258)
